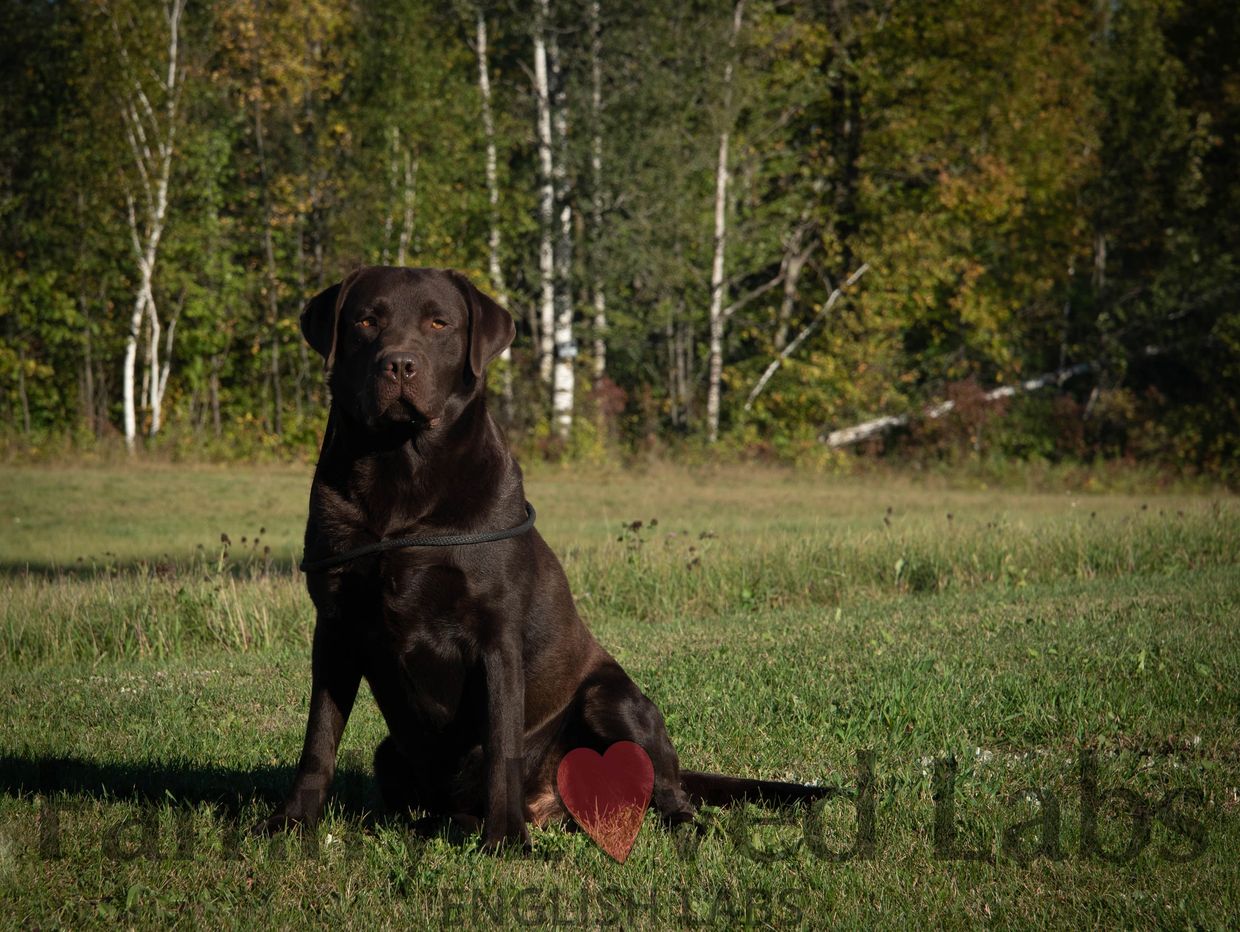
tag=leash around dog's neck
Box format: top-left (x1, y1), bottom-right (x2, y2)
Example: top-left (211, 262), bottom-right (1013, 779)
top-left (298, 501), bottom-right (536, 573)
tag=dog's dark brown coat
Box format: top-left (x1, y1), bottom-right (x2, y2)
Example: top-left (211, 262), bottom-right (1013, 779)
top-left (258, 267), bottom-right (821, 849)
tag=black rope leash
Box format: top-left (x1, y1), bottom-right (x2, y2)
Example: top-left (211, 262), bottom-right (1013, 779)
top-left (299, 501), bottom-right (536, 573)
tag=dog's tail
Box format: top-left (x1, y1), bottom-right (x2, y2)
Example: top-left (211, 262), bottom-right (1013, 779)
top-left (679, 770), bottom-right (827, 807)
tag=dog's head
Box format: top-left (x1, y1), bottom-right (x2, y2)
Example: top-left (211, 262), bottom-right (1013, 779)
top-left (301, 267), bottom-right (515, 430)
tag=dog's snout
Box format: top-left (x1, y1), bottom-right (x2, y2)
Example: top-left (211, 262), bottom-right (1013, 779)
top-left (380, 354), bottom-right (417, 381)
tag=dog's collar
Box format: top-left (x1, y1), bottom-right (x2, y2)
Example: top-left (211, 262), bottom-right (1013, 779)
top-left (299, 501), bottom-right (536, 574)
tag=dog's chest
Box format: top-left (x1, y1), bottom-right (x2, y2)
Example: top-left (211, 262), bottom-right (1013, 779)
top-left (377, 555), bottom-right (472, 624)
top-left (344, 557), bottom-right (485, 734)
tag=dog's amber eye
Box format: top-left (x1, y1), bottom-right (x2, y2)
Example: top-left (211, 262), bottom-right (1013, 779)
top-left (430, 319), bottom-right (447, 330)
top-left (357, 317), bottom-right (377, 329)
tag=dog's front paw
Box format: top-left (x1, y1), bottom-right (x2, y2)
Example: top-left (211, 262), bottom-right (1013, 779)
top-left (249, 809), bottom-right (305, 837)
top-left (480, 819), bottom-right (532, 855)
top-left (660, 805), bottom-right (699, 830)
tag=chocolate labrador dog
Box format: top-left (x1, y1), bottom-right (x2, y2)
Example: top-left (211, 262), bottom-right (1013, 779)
top-left (256, 266), bottom-right (823, 850)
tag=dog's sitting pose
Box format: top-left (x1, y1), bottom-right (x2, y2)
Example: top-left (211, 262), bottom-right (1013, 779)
top-left (256, 267), bottom-right (823, 849)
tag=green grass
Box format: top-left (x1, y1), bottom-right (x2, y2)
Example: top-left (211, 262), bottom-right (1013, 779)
top-left (0, 463), bottom-right (1237, 928)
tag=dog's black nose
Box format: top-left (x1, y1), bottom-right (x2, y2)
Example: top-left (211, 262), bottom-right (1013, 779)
top-left (380, 354), bottom-right (417, 381)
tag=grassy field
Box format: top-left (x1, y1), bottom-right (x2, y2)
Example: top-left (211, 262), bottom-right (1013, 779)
top-left (0, 462), bottom-right (1237, 928)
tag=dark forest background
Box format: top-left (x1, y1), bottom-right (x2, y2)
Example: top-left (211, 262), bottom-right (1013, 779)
top-left (2, 0), bottom-right (1237, 478)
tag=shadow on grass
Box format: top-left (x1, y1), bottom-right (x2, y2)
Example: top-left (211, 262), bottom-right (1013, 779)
top-left (0, 557), bottom-right (303, 581)
top-left (1, 753), bottom-right (514, 853)
top-left (0, 752), bottom-right (374, 820)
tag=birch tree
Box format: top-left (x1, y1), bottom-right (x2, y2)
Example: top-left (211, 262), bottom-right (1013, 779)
top-left (547, 7), bottom-right (575, 438)
top-left (533, 0), bottom-right (556, 387)
top-left (705, 0), bottom-right (745, 443)
top-left (107, 0), bottom-right (186, 450)
top-left (474, 8), bottom-right (513, 415)
top-left (380, 126), bottom-right (418, 267)
top-left (589, 0), bottom-right (607, 386)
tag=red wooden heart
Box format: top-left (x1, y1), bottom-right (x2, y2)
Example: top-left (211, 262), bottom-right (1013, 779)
top-left (556, 741), bottom-right (653, 863)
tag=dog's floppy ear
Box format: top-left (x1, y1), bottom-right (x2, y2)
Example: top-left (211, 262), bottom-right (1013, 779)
top-left (449, 271), bottom-right (516, 379)
top-left (300, 269), bottom-right (363, 373)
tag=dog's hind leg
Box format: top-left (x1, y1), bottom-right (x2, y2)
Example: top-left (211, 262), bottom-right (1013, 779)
top-left (571, 661), bottom-right (697, 826)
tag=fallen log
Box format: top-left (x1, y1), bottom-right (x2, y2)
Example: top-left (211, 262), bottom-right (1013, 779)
top-left (820, 361), bottom-right (1097, 449)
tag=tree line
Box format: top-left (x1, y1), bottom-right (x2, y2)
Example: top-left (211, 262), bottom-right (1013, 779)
top-left (2, 0), bottom-right (1237, 476)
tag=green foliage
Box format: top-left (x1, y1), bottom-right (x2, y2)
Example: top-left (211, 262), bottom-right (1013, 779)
top-left (0, 0), bottom-right (1236, 476)
top-left (0, 266), bottom-right (80, 432)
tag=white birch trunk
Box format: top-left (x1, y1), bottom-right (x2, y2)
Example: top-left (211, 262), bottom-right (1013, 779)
top-left (475, 9), bottom-right (513, 413)
top-left (379, 126), bottom-right (417, 266)
top-left (548, 20), bottom-right (574, 438)
top-left (591, 286), bottom-right (606, 383)
top-left (147, 293), bottom-right (162, 433)
top-left (705, 0), bottom-right (745, 444)
top-left (115, 0), bottom-right (183, 451)
top-left (121, 242), bottom-right (149, 446)
top-left (146, 292), bottom-right (179, 433)
top-left (396, 147), bottom-right (417, 266)
top-left (589, 0), bottom-right (607, 386)
top-left (381, 126), bottom-right (398, 264)
top-left (156, 306), bottom-right (176, 417)
top-left (140, 340), bottom-right (151, 412)
top-left (705, 125), bottom-right (730, 443)
top-left (551, 215), bottom-right (575, 438)
top-left (534, 1), bottom-right (556, 387)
